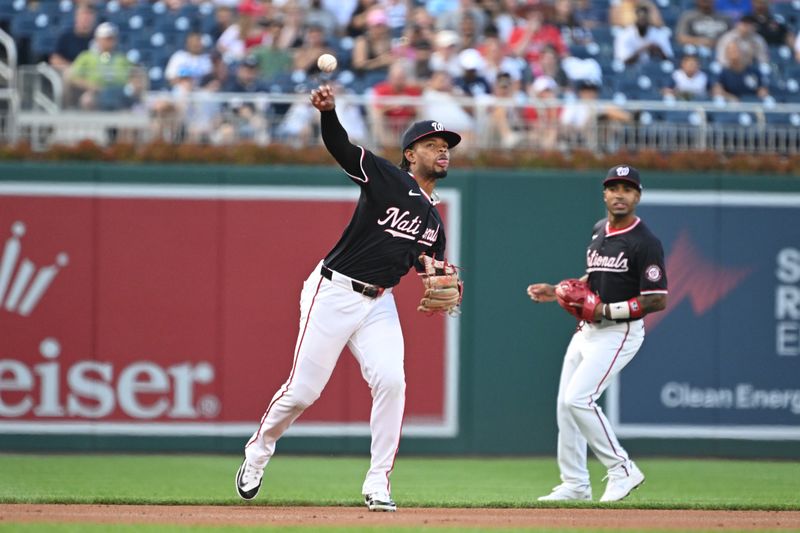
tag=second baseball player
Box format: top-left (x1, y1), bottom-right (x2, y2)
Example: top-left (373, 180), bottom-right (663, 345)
top-left (528, 165), bottom-right (668, 502)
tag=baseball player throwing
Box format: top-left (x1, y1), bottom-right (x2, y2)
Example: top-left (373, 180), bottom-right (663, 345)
top-left (235, 84), bottom-right (463, 512)
top-left (527, 165), bottom-right (668, 502)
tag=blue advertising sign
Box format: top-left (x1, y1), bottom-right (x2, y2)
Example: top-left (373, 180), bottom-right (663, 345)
top-left (607, 191), bottom-right (800, 440)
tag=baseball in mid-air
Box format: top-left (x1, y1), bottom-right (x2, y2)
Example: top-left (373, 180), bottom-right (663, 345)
top-left (317, 53), bottom-right (338, 73)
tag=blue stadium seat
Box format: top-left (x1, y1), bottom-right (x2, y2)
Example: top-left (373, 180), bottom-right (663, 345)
top-left (33, 1), bottom-right (62, 18)
top-left (147, 65), bottom-right (168, 91)
top-left (661, 109), bottom-right (706, 126)
top-left (199, 11), bottom-right (219, 35)
top-left (764, 112), bottom-right (800, 127)
top-left (769, 45), bottom-right (794, 67)
top-left (709, 110), bottom-right (757, 127)
top-left (590, 26), bottom-right (614, 48)
top-left (154, 13), bottom-right (198, 33)
top-left (0, 0), bottom-right (23, 22)
top-left (9, 10), bottom-right (39, 38)
top-left (781, 64), bottom-right (800, 80)
top-left (772, 1), bottom-right (800, 26)
top-left (151, 47), bottom-right (174, 68)
top-left (177, 2), bottom-right (200, 18)
top-left (30, 32), bottom-right (57, 59)
top-left (569, 43), bottom-right (600, 60)
top-left (599, 82), bottom-right (616, 99)
top-left (639, 60), bottom-right (674, 88)
top-left (126, 48), bottom-right (148, 66)
top-left (660, 4), bottom-right (682, 27)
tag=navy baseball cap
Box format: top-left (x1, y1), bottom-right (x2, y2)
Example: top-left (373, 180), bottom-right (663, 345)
top-left (401, 120), bottom-right (462, 152)
top-left (604, 164), bottom-right (642, 191)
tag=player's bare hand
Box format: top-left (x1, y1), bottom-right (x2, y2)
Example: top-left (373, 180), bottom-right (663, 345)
top-left (527, 283), bottom-right (556, 303)
top-left (310, 85), bottom-right (335, 112)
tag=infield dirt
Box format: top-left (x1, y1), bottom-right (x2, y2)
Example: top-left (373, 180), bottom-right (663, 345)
top-left (3, 504), bottom-right (800, 530)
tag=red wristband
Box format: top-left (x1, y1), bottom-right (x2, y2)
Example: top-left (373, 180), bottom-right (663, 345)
top-left (628, 297), bottom-right (643, 319)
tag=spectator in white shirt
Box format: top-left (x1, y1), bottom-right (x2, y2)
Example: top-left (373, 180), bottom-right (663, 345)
top-left (662, 54), bottom-right (710, 100)
top-left (614, 4), bottom-right (673, 66)
top-left (429, 30), bottom-right (464, 79)
top-left (560, 80), bottom-right (632, 140)
top-left (165, 32), bottom-right (213, 88)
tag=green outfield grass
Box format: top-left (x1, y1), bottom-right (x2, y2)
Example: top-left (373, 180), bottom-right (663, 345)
top-left (1, 454), bottom-right (799, 510)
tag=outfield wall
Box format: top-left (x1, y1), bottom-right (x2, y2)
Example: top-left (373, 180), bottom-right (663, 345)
top-left (0, 162), bottom-right (798, 458)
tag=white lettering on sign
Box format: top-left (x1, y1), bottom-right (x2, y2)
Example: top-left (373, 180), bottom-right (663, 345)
top-left (776, 247), bottom-right (800, 283)
top-left (660, 382), bottom-right (800, 414)
top-left (661, 382), bottom-right (734, 409)
top-left (775, 248), bottom-right (800, 356)
top-left (0, 338), bottom-right (217, 419)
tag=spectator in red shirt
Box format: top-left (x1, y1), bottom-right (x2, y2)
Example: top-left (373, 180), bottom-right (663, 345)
top-left (508, 4), bottom-right (567, 68)
top-left (369, 61), bottom-right (422, 147)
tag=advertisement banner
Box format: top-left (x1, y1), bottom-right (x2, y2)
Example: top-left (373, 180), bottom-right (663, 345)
top-left (0, 183), bottom-right (460, 438)
top-left (608, 191), bottom-right (800, 440)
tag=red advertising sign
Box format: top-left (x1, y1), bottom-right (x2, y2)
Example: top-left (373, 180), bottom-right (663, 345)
top-left (0, 184), bottom-right (460, 437)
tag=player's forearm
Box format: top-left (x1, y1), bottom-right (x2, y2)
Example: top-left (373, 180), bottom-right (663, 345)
top-left (638, 293), bottom-right (667, 313)
top-left (320, 109), bottom-right (362, 169)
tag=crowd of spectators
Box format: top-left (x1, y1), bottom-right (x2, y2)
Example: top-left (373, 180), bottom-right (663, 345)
top-left (2, 0), bottom-right (800, 147)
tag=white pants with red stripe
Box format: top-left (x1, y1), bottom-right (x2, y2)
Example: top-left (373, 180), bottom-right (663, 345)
top-left (555, 318), bottom-right (645, 486)
top-left (244, 261), bottom-right (405, 496)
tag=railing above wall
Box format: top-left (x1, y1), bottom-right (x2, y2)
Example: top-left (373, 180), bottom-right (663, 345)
top-left (0, 28), bottom-right (19, 144)
top-left (5, 90), bottom-right (800, 155)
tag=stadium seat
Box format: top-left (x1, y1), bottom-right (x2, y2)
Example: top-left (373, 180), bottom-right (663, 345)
top-left (199, 11), bottom-right (218, 35)
top-left (30, 32), bottom-right (57, 60)
top-left (639, 60), bottom-right (674, 88)
top-left (0, 0), bottom-right (23, 22)
top-left (764, 112), bottom-right (800, 127)
top-left (147, 65), bottom-right (167, 91)
top-left (661, 109), bottom-right (706, 126)
top-left (33, 1), bottom-right (61, 17)
top-left (9, 10), bottom-right (39, 38)
top-left (177, 2), bottom-right (200, 18)
top-left (769, 45), bottom-right (794, 67)
top-left (590, 26), bottom-right (613, 47)
top-left (660, 4), bottom-right (682, 27)
top-left (710, 111), bottom-right (757, 126)
top-left (569, 43), bottom-right (600, 59)
top-left (154, 13), bottom-right (198, 34)
top-left (772, 1), bottom-right (800, 26)
top-left (151, 47), bottom-right (174, 69)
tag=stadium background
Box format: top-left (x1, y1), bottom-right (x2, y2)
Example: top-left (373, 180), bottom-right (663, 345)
top-left (1, 162), bottom-right (798, 462)
top-left (0, 0), bottom-right (799, 463)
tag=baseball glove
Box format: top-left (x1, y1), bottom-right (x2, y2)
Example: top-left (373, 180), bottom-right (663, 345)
top-left (554, 278), bottom-right (601, 322)
top-left (417, 254), bottom-right (463, 316)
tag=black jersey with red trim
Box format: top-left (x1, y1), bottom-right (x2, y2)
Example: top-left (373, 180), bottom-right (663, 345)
top-left (585, 216), bottom-right (668, 302)
top-left (319, 109), bottom-right (446, 288)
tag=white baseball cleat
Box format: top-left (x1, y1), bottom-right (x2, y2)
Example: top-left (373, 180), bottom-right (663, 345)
top-left (364, 491), bottom-right (397, 512)
top-left (600, 461), bottom-right (645, 502)
top-left (235, 458), bottom-right (264, 500)
top-left (537, 483), bottom-right (592, 501)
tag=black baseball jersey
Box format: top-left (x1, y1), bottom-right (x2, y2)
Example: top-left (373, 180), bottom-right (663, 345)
top-left (585, 217), bottom-right (668, 302)
top-left (319, 110), bottom-right (446, 288)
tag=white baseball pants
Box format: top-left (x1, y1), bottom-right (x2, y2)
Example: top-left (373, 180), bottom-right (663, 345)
top-left (555, 319), bottom-right (645, 486)
top-left (245, 260), bottom-right (406, 496)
